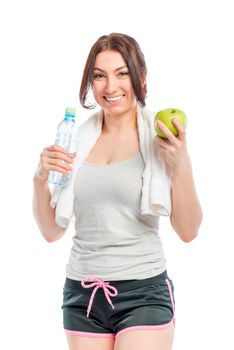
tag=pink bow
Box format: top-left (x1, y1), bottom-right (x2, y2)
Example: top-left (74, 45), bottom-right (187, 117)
top-left (81, 278), bottom-right (118, 318)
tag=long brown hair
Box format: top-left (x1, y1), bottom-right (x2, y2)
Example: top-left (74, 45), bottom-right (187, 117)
top-left (79, 33), bottom-right (147, 109)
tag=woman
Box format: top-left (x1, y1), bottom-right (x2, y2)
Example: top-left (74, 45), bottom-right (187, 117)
top-left (33, 33), bottom-right (202, 350)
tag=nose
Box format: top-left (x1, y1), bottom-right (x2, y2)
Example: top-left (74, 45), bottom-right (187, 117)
top-left (105, 76), bottom-right (118, 95)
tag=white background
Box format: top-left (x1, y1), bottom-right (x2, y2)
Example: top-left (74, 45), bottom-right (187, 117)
top-left (0, 0), bottom-right (233, 349)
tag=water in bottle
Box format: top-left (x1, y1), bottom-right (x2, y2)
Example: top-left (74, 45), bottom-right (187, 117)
top-left (48, 107), bottom-right (76, 187)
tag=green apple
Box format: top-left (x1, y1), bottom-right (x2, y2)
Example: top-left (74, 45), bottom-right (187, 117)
top-left (154, 108), bottom-right (187, 139)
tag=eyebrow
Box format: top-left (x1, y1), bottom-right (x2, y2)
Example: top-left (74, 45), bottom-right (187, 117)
top-left (93, 65), bottom-right (128, 73)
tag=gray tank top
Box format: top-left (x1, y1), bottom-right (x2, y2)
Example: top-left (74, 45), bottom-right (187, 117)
top-left (66, 151), bottom-right (166, 281)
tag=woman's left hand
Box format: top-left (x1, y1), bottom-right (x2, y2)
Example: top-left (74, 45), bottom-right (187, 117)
top-left (155, 118), bottom-right (191, 176)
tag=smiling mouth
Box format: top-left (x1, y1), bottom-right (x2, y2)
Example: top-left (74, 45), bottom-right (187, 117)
top-left (103, 95), bottom-right (125, 103)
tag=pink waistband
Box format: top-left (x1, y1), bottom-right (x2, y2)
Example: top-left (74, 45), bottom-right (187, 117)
top-left (81, 278), bottom-right (118, 318)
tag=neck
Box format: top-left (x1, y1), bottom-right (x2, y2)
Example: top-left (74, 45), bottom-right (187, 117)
top-left (102, 108), bottom-right (138, 134)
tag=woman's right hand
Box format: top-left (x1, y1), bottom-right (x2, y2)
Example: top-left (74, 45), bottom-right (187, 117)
top-left (34, 144), bottom-right (76, 182)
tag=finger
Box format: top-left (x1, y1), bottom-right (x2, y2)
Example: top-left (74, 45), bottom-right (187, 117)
top-left (47, 164), bottom-right (71, 175)
top-left (155, 135), bottom-right (170, 150)
top-left (43, 147), bottom-right (75, 163)
top-left (156, 137), bottom-right (175, 155)
top-left (172, 118), bottom-right (186, 141)
top-left (49, 151), bottom-right (74, 163)
top-left (46, 144), bottom-right (75, 157)
top-left (68, 151), bottom-right (77, 158)
top-left (45, 155), bottom-right (73, 170)
top-left (38, 160), bottom-right (70, 176)
top-left (41, 157), bottom-right (72, 174)
top-left (156, 120), bottom-right (178, 145)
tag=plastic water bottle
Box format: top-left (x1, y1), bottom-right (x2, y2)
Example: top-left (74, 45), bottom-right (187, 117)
top-left (48, 107), bottom-right (76, 187)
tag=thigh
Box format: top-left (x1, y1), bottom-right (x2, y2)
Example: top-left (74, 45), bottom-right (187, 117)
top-left (66, 333), bottom-right (115, 350)
top-left (114, 326), bottom-right (175, 350)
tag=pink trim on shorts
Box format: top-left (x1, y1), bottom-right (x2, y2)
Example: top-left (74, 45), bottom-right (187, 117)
top-left (116, 277), bottom-right (176, 338)
top-left (116, 319), bottom-right (175, 337)
top-left (64, 329), bottom-right (115, 338)
top-left (165, 278), bottom-right (176, 326)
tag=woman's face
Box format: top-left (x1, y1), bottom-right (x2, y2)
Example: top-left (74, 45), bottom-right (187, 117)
top-left (91, 50), bottom-right (137, 116)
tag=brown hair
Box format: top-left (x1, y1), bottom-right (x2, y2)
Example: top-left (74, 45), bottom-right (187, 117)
top-left (79, 33), bottom-right (147, 109)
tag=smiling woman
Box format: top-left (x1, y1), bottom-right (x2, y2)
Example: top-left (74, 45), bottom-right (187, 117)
top-left (33, 32), bottom-right (202, 350)
top-left (79, 33), bottom-right (147, 110)
top-left (91, 50), bottom-right (138, 118)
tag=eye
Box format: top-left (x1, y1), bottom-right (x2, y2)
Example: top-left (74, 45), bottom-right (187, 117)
top-left (118, 71), bottom-right (129, 77)
top-left (93, 73), bottom-right (105, 80)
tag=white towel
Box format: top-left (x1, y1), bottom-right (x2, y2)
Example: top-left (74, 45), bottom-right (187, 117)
top-left (50, 105), bottom-right (172, 228)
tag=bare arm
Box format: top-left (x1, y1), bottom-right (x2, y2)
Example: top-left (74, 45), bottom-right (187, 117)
top-left (156, 118), bottom-right (203, 242)
top-left (32, 175), bottom-right (66, 242)
top-left (170, 157), bottom-right (203, 242)
top-left (32, 145), bottom-right (75, 242)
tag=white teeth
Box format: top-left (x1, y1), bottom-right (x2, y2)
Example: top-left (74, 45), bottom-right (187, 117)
top-left (105, 95), bottom-right (124, 102)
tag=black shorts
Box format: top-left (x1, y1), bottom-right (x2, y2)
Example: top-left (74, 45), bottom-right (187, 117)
top-left (62, 270), bottom-right (175, 338)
